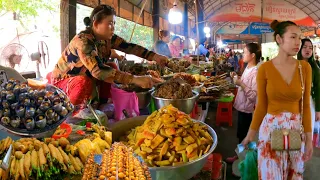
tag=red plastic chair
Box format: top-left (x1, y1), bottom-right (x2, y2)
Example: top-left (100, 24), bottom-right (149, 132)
top-left (216, 102), bottom-right (233, 126)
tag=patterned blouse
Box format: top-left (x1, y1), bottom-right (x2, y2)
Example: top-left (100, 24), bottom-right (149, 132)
top-left (52, 29), bottom-right (156, 84)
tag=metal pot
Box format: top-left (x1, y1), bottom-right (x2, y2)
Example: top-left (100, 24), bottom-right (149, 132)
top-left (151, 91), bottom-right (199, 114)
top-left (135, 87), bottom-right (154, 109)
top-left (192, 83), bottom-right (204, 94)
top-left (109, 116), bottom-right (218, 180)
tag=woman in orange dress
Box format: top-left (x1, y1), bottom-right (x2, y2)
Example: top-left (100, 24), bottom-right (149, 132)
top-left (242, 20), bottom-right (313, 179)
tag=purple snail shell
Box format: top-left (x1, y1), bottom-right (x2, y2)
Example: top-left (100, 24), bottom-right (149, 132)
top-left (25, 106), bottom-right (36, 118)
top-left (2, 100), bottom-right (9, 108)
top-left (27, 89), bottom-right (35, 98)
top-left (64, 102), bottom-right (74, 112)
top-left (10, 102), bottom-right (18, 111)
top-left (53, 104), bottom-right (62, 113)
top-left (10, 116), bottom-right (21, 128)
top-left (15, 105), bottom-right (25, 117)
top-left (3, 108), bottom-right (10, 117)
top-left (35, 114), bottom-right (46, 129)
top-left (19, 93), bottom-right (28, 101)
top-left (45, 108), bottom-right (56, 120)
top-left (53, 113), bottom-right (60, 122)
top-left (37, 89), bottom-right (46, 97)
top-left (36, 96), bottom-right (44, 106)
top-left (59, 106), bottom-right (68, 117)
top-left (13, 84), bottom-right (20, 94)
top-left (5, 82), bottom-right (14, 91)
top-left (23, 98), bottom-right (31, 107)
top-left (20, 83), bottom-right (30, 93)
top-left (25, 117), bottom-right (35, 130)
top-left (36, 108), bottom-right (43, 115)
top-left (6, 91), bottom-right (15, 102)
top-left (1, 90), bottom-right (7, 99)
top-left (0, 109), bottom-right (3, 117)
top-left (1, 116), bottom-right (10, 126)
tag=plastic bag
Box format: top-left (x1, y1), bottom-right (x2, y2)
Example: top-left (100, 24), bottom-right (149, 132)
top-left (238, 148), bottom-right (258, 180)
top-left (314, 121), bottom-right (320, 148)
top-left (111, 85), bottom-right (139, 121)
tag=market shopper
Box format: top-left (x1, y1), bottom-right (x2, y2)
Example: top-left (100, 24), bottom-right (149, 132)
top-left (226, 43), bottom-right (260, 164)
top-left (168, 36), bottom-right (182, 58)
top-left (50, 5), bottom-right (167, 111)
top-left (153, 30), bottom-right (172, 58)
top-left (297, 38), bottom-right (320, 133)
top-left (242, 20), bottom-right (313, 179)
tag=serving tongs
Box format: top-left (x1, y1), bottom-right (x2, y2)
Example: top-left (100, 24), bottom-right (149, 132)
top-left (1, 144), bottom-right (12, 171)
top-left (87, 103), bottom-right (103, 127)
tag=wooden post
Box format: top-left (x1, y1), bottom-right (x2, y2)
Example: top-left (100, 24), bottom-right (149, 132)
top-left (183, 2), bottom-right (189, 52)
top-left (152, 0), bottom-right (160, 43)
top-left (60, 0), bottom-right (76, 53)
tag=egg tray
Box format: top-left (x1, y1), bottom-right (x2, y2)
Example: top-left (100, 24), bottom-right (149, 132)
top-left (0, 84), bottom-right (73, 136)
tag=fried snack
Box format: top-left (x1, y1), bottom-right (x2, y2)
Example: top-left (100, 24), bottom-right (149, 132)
top-left (30, 150), bottom-right (39, 170)
top-left (24, 151), bottom-right (31, 177)
top-left (125, 105), bottom-right (213, 167)
top-left (82, 143), bottom-right (151, 180)
top-left (58, 137), bottom-right (70, 148)
top-left (38, 147), bottom-right (47, 170)
top-left (154, 79), bottom-right (193, 99)
top-left (173, 73), bottom-right (197, 86)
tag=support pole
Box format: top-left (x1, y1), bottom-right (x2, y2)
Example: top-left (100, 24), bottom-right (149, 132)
top-left (60, 0), bottom-right (76, 53)
top-left (183, 2), bottom-right (189, 53)
top-left (152, 0), bottom-right (160, 43)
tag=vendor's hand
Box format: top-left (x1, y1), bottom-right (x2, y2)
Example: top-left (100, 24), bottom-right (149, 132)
top-left (153, 54), bottom-right (168, 67)
top-left (316, 112), bottom-right (320, 122)
top-left (304, 139), bottom-right (313, 162)
top-left (230, 72), bottom-right (237, 78)
top-left (233, 75), bottom-right (242, 86)
top-left (132, 76), bottom-right (163, 89)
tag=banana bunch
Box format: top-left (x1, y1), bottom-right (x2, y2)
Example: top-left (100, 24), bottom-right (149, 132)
top-left (82, 142), bottom-right (151, 180)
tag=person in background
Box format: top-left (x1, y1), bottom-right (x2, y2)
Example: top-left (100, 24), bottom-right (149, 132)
top-left (315, 55), bottom-right (320, 67)
top-left (153, 30), bottom-right (172, 58)
top-left (297, 38), bottom-right (320, 137)
top-left (238, 54), bottom-right (245, 74)
top-left (168, 36), bottom-right (182, 58)
top-left (50, 5), bottom-right (166, 113)
top-left (242, 20), bottom-right (313, 179)
top-left (195, 38), bottom-right (209, 57)
top-left (227, 43), bottom-right (260, 166)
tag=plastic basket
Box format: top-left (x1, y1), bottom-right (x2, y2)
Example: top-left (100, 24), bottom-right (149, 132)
top-left (218, 96), bottom-right (234, 102)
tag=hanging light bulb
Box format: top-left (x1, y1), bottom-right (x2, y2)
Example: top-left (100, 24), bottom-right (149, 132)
top-left (204, 26), bottom-right (210, 34)
top-left (168, 1), bottom-right (182, 24)
top-left (206, 33), bottom-right (210, 38)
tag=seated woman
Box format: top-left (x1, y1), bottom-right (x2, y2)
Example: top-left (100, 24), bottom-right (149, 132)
top-left (153, 30), bottom-right (172, 58)
top-left (168, 36), bottom-right (182, 58)
top-left (50, 5), bottom-right (167, 111)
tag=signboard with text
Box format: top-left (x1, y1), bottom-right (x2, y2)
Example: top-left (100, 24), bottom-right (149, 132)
top-left (209, 0), bottom-right (316, 27)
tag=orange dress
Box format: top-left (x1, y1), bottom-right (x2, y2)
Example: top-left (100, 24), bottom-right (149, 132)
top-left (250, 60), bottom-right (312, 180)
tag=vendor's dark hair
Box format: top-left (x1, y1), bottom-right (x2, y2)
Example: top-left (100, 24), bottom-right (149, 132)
top-left (297, 38), bottom-right (316, 67)
top-left (270, 20), bottom-right (297, 45)
top-left (246, 43), bottom-right (261, 64)
top-left (159, 30), bottom-right (170, 39)
top-left (83, 5), bottom-right (116, 28)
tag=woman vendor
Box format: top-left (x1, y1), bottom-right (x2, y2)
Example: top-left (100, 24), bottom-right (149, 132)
top-left (50, 5), bottom-right (167, 112)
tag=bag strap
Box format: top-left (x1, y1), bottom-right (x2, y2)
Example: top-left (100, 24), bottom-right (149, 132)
top-left (298, 61), bottom-right (304, 134)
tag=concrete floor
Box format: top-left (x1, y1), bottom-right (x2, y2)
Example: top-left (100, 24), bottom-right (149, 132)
top-left (205, 103), bottom-right (320, 180)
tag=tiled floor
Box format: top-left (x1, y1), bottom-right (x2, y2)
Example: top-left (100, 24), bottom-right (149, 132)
top-left (205, 103), bottom-right (320, 180)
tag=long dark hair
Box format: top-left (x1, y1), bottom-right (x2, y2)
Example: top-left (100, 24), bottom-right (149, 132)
top-left (297, 38), bottom-right (317, 68)
top-left (83, 5), bottom-right (116, 28)
top-left (246, 43), bottom-right (261, 64)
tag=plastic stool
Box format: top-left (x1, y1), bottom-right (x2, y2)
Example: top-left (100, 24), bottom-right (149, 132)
top-left (190, 102), bottom-right (198, 119)
top-left (216, 102), bottom-right (233, 126)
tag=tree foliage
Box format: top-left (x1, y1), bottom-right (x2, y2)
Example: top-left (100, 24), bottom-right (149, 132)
top-left (0, 0), bottom-right (55, 19)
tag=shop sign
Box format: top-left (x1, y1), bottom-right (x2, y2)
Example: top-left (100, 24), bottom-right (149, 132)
top-left (208, 0), bottom-right (316, 27)
top-left (241, 22), bottom-right (273, 34)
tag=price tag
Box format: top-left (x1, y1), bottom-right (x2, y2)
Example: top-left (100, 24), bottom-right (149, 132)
top-left (0, 70), bottom-right (8, 85)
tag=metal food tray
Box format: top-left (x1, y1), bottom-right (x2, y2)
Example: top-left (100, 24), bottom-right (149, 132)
top-left (0, 84), bottom-right (73, 137)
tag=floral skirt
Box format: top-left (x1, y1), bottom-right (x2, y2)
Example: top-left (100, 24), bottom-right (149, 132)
top-left (258, 112), bottom-right (305, 180)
